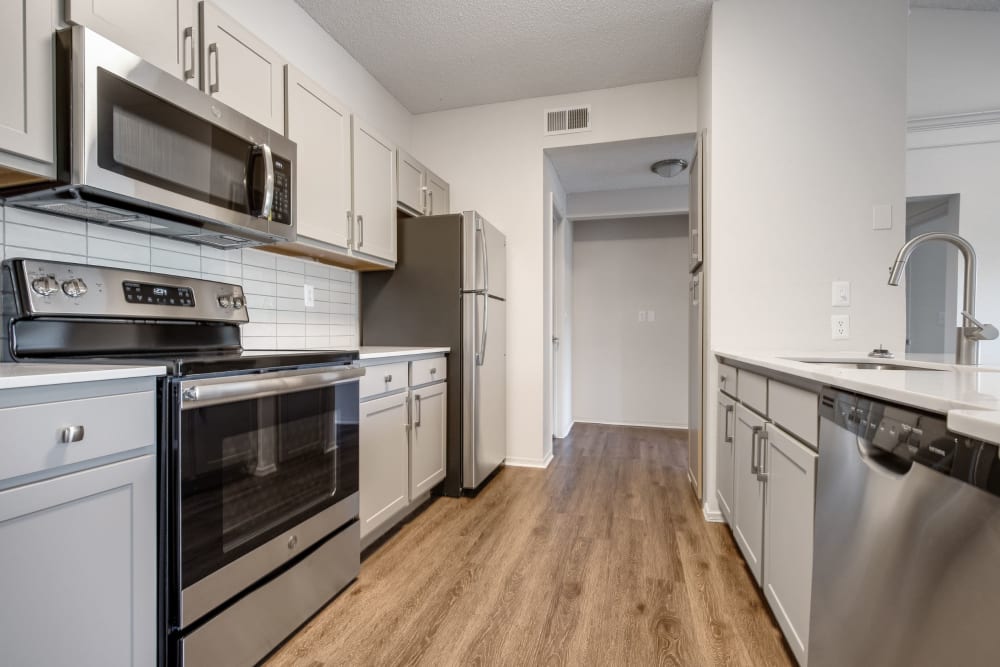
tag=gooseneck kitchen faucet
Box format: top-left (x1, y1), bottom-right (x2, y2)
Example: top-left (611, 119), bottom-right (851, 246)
top-left (888, 232), bottom-right (998, 365)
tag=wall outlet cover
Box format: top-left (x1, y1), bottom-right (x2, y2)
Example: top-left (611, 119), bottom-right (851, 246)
top-left (638, 310), bottom-right (646, 323)
top-left (647, 310), bottom-right (656, 322)
top-left (303, 284), bottom-right (315, 308)
top-left (831, 314), bottom-right (850, 339)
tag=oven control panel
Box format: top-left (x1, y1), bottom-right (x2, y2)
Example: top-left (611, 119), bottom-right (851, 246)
top-left (10, 258), bottom-right (249, 323)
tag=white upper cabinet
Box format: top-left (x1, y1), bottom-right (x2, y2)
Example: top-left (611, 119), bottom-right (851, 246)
top-left (425, 168), bottom-right (450, 215)
top-left (285, 65), bottom-right (352, 249)
top-left (199, 2), bottom-right (286, 133)
top-left (67, 0), bottom-right (199, 84)
top-left (395, 149), bottom-right (450, 216)
top-left (0, 0), bottom-right (54, 169)
top-left (396, 148), bottom-right (425, 214)
top-left (352, 119), bottom-right (397, 263)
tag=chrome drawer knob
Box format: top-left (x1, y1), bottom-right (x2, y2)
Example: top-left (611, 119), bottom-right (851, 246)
top-left (287, 535), bottom-right (298, 550)
top-left (60, 425), bottom-right (85, 444)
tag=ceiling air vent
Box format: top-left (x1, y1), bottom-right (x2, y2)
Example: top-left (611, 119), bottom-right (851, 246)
top-left (545, 106), bottom-right (591, 136)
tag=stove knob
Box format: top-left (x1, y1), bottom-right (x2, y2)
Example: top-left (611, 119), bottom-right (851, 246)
top-left (61, 278), bottom-right (88, 298)
top-left (31, 275), bottom-right (60, 296)
top-left (218, 295), bottom-right (232, 308)
top-left (232, 296), bottom-right (245, 309)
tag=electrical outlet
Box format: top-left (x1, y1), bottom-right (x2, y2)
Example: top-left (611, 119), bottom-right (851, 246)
top-left (303, 284), bottom-right (315, 308)
top-left (647, 310), bottom-right (655, 322)
top-left (831, 314), bottom-right (850, 339)
top-left (832, 281), bottom-right (851, 307)
top-left (638, 310), bottom-right (646, 323)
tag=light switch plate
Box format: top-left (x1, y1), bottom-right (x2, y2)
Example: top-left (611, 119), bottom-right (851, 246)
top-left (832, 281), bottom-right (851, 307)
top-left (873, 204), bottom-right (892, 230)
top-left (647, 310), bottom-right (656, 322)
top-left (638, 310), bottom-right (646, 323)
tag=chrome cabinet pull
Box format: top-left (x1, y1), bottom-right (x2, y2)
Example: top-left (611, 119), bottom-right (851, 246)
top-left (757, 430), bottom-right (770, 482)
top-left (428, 189), bottom-right (434, 215)
top-left (414, 394), bottom-right (422, 427)
top-left (208, 43), bottom-right (220, 94)
top-left (182, 27), bottom-right (196, 81)
top-left (384, 373), bottom-right (392, 383)
top-left (750, 425), bottom-right (762, 474)
top-left (346, 211), bottom-right (354, 247)
top-left (420, 186), bottom-right (429, 215)
top-left (724, 404), bottom-right (734, 443)
top-left (357, 214), bottom-right (364, 248)
top-left (60, 425), bottom-right (85, 444)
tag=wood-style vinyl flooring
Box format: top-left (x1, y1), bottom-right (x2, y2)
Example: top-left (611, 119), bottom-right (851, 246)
top-left (266, 423), bottom-right (794, 666)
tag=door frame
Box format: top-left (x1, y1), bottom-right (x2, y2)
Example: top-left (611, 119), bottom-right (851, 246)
top-left (550, 195), bottom-right (566, 438)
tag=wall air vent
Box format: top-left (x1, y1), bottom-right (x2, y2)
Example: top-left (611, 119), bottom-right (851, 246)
top-left (545, 106), bottom-right (591, 136)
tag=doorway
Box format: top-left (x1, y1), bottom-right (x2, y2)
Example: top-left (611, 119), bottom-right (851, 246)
top-left (551, 196), bottom-right (567, 438)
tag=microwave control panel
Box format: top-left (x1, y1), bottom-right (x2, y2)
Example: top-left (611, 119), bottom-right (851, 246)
top-left (272, 157), bottom-right (292, 225)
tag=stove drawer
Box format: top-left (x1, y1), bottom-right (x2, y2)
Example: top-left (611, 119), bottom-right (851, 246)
top-left (360, 362), bottom-right (408, 399)
top-left (0, 390), bottom-right (156, 483)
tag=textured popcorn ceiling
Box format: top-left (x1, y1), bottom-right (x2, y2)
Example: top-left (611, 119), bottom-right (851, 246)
top-left (293, 0), bottom-right (712, 113)
top-left (911, 0), bottom-right (1000, 9)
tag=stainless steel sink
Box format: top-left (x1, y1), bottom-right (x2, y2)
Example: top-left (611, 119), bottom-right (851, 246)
top-left (795, 360), bottom-right (947, 371)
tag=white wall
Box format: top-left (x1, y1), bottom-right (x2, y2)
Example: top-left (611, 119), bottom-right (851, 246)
top-left (908, 8), bottom-right (1000, 119)
top-left (572, 216), bottom-right (689, 428)
top-left (567, 186), bottom-right (689, 220)
top-left (212, 0), bottom-right (412, 147)
top-left (700, 0), bottom-right (908, 516)
top-left (412, 78), bottom-right (698, 465)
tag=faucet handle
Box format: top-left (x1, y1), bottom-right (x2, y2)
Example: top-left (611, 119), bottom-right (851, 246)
top-left (961, 311), bottom-right (999, 341)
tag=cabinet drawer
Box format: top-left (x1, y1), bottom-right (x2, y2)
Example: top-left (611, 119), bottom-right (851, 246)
top-left (410, 356), bottom-right (447, 387)
top-left (719, 363), bottom-right (737, 397)
top-left (360, 362), bottom-right (408, 399)
top-left (738, 369), bottom-right (767, 415)
top-left (0, 391), bottom-right (155, 482)
top-left (768, 380), bottom-right (818, 448)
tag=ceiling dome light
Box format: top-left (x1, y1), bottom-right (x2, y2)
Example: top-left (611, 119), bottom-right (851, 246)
top-left (650, 158), bottom-right (689, 178)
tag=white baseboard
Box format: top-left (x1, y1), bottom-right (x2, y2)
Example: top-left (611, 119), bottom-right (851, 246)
top-left (505, 451), bottom-right (554, 469)
top-left (573, 418), bottom-right (688, 430)
top-left (554, 420), bottom-right (575, 439)
top-left (702, 503), bottom-right (725, 523)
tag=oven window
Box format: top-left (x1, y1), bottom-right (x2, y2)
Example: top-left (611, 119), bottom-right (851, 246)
top-left (178, 381), bottom-right (359, 588)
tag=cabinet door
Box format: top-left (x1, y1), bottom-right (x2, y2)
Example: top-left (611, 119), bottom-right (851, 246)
top-left (67, 0), bottom-right (198, 84)
top-left (732, 403), bottom-right (766, 584)
top-left (351, 118), bottom-right (397, 262)
top-left (359, 392), bottom-right (410, 540)
top-left (0, 455), bottom-right (156, 667)
top-left (200, 1), bottom-right (286, 133)
top-left (285, 65), bottom-right (352, 249)
top-left (763, 424), bottom-right (816, 666)
top-left (411, 381), bottom-right (447, 497)
top-left (0, 0), bottom-right (53, 165)
top-left (396, 148), bottom-right (425, 214)
top-left (716, 392), bottom-right (736, 524)
top-left (426, 169), bottom-right (450, 215)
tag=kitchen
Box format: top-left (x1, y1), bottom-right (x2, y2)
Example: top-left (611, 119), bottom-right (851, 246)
top-left (1, 0), bottom-right (998, 666)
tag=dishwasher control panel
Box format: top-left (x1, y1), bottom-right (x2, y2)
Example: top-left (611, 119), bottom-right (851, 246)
top-left (821, 387), bottom-right (1000, 495)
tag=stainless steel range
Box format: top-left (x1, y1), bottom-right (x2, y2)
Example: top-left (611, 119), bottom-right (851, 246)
top-left (1, 258), bottom-right (363, 667)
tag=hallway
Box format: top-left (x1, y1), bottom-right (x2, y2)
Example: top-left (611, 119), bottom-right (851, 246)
top-left (267, 424), bottom-right (794, 666)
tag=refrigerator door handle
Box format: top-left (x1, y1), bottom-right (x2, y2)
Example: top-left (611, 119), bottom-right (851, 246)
top-left (476, 292), bottom-right (489, 366)
top-left (477, 222), bottom-right (489, 294)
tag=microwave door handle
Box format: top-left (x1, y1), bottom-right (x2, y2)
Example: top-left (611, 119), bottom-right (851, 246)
top-left (181, 367), bottom-right (365, 409)
top-left (259, 143), bottom-right (275, 219)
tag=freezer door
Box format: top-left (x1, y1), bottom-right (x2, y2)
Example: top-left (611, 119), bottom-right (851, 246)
top-left (462, 293), bottom-right (507, 489)
top-left (462, 211), bottom-right (507, 299)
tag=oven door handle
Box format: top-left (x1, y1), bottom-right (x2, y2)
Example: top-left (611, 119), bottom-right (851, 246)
top-left (181, 366), bottom-right (365, 409)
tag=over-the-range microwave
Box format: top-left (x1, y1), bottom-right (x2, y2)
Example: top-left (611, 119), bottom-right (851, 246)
top-left (1, 26), bottom-right (296, 248)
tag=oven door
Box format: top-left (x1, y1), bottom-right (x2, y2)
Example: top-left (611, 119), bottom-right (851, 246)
top-left (172, 365), bottom-right (361, 628)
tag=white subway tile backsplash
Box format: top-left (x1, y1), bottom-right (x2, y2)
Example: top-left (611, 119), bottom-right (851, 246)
top-left (1, 206), bottom-right (360, 352)
top-left (88, 237), bottom-right (151, 265)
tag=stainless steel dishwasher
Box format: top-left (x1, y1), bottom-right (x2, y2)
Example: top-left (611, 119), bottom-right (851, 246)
top-left (810, 387), bottom-right (1000, 666)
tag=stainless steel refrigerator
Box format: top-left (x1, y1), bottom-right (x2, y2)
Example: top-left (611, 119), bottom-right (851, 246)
top-left (688, 133), bottom-right (705, 499)
top-left (361, 211), bottom-right (507, 497)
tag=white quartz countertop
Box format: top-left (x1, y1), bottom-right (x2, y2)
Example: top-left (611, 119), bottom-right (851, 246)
top-left (714, 350), bottom-right (1000, 443)
top-left (358, 346), bottom-right (450, 360)
top-left (0, 363), bottom-right (166, 390)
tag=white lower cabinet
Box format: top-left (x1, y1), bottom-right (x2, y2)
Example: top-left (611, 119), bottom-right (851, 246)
top-left (359, 391), bottom-right (410, 540)
top-left (716, 391), bottom-right (736, 523)
top-left (763, 424), bottom-right (817, 666)
top-left (358, 355), bottom-right (448, 546)
top-left (732, 403), bottom-right (766, 584)
top-left (410, 381), bottom-right (447, 497)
